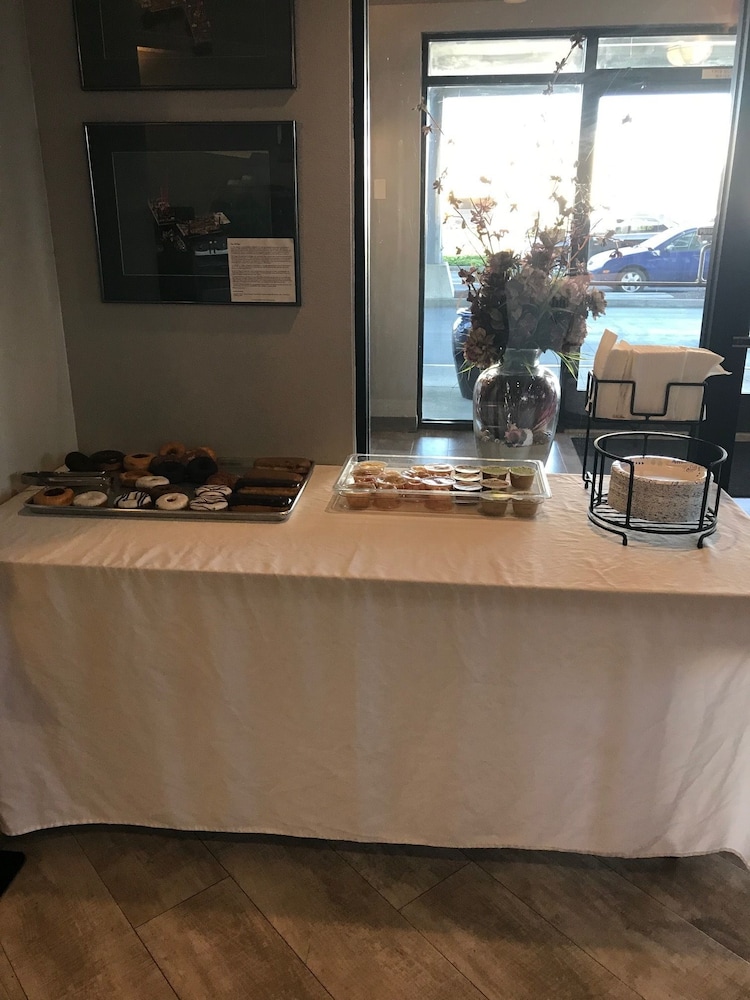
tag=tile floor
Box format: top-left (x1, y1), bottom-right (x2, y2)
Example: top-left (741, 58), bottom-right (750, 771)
top-left (1, 828), bottom-right (750, 999)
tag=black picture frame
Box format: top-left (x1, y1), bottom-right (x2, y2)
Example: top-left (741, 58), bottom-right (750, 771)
top-left (73, 1), bottom-right (295, 90)
top-left (85, 121), bottom-right (300, 305)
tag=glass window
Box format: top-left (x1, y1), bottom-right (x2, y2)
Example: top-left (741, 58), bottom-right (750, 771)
top-left (597, 35), bottom-right (735, 69)
top-left (427, 37), bottom-right (585, 77)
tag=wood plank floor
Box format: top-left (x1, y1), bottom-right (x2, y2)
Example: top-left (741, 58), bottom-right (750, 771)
top-left (1, 828), bottom-right (749, 999)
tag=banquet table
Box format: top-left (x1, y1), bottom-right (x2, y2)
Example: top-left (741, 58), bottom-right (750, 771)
top-left (2, 468), bottom-right (750, 862)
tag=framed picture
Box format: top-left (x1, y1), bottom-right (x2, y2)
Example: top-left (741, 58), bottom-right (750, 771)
top-left (73, 1), bottom-right (295, 90)
top-left (85, 121), bottom-right (300, 305)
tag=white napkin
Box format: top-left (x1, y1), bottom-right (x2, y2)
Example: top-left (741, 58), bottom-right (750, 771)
top-left (590, 335), bottom-right (730, 421)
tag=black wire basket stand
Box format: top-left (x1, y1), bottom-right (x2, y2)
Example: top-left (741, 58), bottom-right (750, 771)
top-left (587, 430), bottom-right (727, 547)
top-left (580, 372), bottom-right (709, 486)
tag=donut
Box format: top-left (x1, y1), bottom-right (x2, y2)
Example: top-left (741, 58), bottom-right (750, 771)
top-left (73, 491), bottom-right (108, 508)
top-left (148, 482), bottom-right (179, 500)
top-left (113, 490), bottom-right (152, 509)
top-left (158, 441), bottom-right (187, 460)
top-left (254, 456), bottom-right (312, 476)
top-left (118, 470), bottom-right (146, 488)
top-left (34, 486), bottom-right (74, 506)
top-left (123, 453), bottom-right (155, 472)
top-left (65, 451), bottom-right (95, 472)
top-left (237, 469), bottom-right (303, 488)
top-left (148, 457), bottom-right (187, 484)
top-left (185, 455), bottom-right (218, 484)
top-left (195, 483), bottom-right (231, 496)
top-left (155, 491), bottom-right (189, 512)
top-left (187, 446), bottom-right (217, 463)
top-left (189, 493), bottom-right (228, 512)
top-left (206, 471), bottom-right (238, 489)
top-left (90, 450), bottom-right (125, 472)
top-left (228, 493), bottom-right (292, 511)
top-left (135, 475), bottom-right (170, 491)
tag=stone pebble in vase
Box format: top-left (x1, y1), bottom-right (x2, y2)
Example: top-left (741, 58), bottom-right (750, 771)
top-left (472, 348), bottom-right (560, 462)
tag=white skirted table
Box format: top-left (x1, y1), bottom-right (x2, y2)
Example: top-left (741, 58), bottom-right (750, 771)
top-left (1, 469), bottom-right (750, 862)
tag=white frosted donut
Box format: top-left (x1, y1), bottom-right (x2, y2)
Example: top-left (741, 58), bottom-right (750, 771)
top-left (195, 483), bottom-right (232, 496)
top-left (73, 491), bottom-right (108, 508)
top-left (135, 475), bottom-right (170, 490)
top-left (189, 493), bottom-right (228, 512)
top-left (155, 492), bottom-right (189, 511)
top-left (113, 490), bottom-right (152, 509)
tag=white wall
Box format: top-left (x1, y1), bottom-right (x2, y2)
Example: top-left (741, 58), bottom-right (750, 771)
top-left (369, 0), bottom-right (737, 420)
top-left (0, 0), bottom-right (76, 498)
top-left (22, 0), bottom-right (356, 465)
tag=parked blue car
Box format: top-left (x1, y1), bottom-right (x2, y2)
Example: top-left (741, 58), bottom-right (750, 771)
top-left (587, 225), bottom-right (713, 292)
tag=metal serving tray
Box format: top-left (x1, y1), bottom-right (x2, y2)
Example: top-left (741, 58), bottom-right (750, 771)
top-left (330, 453), bottom-right (551, 518)
top-left (20, 460), bottom-right (314, 524)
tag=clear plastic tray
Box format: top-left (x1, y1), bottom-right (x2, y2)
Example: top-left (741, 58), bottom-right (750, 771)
top-left (330, 454), bottom-right (551, 517)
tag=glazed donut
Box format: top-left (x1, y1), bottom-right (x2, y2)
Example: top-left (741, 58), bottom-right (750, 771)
top-left (135, 475), bottom-right (170, 491)
top-left (155, 491), bottom-right (189, 512)
top-left (149, 457), bottom-right (187, 484)
top-left (124, 452), bottom-right (155, 472)
top-left (65, 451), bottom-right (95, 472)
top-left (113, 490), bottom-right (152, 509)
top-left (34, 486), bottom-right (74, 506)
top-left (73, 491), bottom-right (108, 508)
top-left (189, 492), bottom-right (228, 512)
top-left (195, 483), bottom-right (232, 496)
top-left (158, 441), bottom-right (187, 461)
top-left (118, 470), bottom-right (146, 488)
top-left (185, 455), bottom-right (218, 484)
top-left (90, 450), bottom-right (125, 472)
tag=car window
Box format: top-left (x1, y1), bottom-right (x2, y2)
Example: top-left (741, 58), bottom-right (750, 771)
top-left (665, 230), bottom-right (698, 250)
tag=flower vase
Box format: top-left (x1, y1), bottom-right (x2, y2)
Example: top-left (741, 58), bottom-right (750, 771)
top-left (472, 348), bottom-right (560, 462)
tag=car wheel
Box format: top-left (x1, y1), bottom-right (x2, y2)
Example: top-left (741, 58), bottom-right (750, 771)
top-left (619, 267), bottom-right (647, 292)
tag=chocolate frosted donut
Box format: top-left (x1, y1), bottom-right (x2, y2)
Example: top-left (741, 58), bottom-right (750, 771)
top-left (185, 455), bottom-right (218, 484)
top-left (228, 492), bottom-right (292, 511)
top-left (113, 490), bottom-right (152, 509)
top-left (90, 450), bottom-right (125, 472)
top-left (65, 451), bottom-right (95, 472)
top-left (148, 457), bottom-right (187, 484)
top-left (34, 486), bottom-right (74, 506)
top-left (124, 453), bottom-right (155, 472)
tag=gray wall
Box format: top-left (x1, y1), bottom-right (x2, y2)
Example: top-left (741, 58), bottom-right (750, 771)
top-left (0, 0), bottom-right (76, 498)
top-left (369, 0), bottom-right (736, 420)
top-left (22, 0), bottom-right (356, 465)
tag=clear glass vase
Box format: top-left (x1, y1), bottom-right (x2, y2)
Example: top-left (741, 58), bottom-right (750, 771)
top-left (472, 348), bottom-right (561, 462)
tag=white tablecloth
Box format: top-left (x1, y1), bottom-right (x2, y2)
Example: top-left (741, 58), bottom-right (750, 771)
top-left (2, 469), bottom-right (750, 861)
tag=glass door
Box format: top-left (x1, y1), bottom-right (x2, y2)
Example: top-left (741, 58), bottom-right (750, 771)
top-left (577, 90), bottom-right (732, 392)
